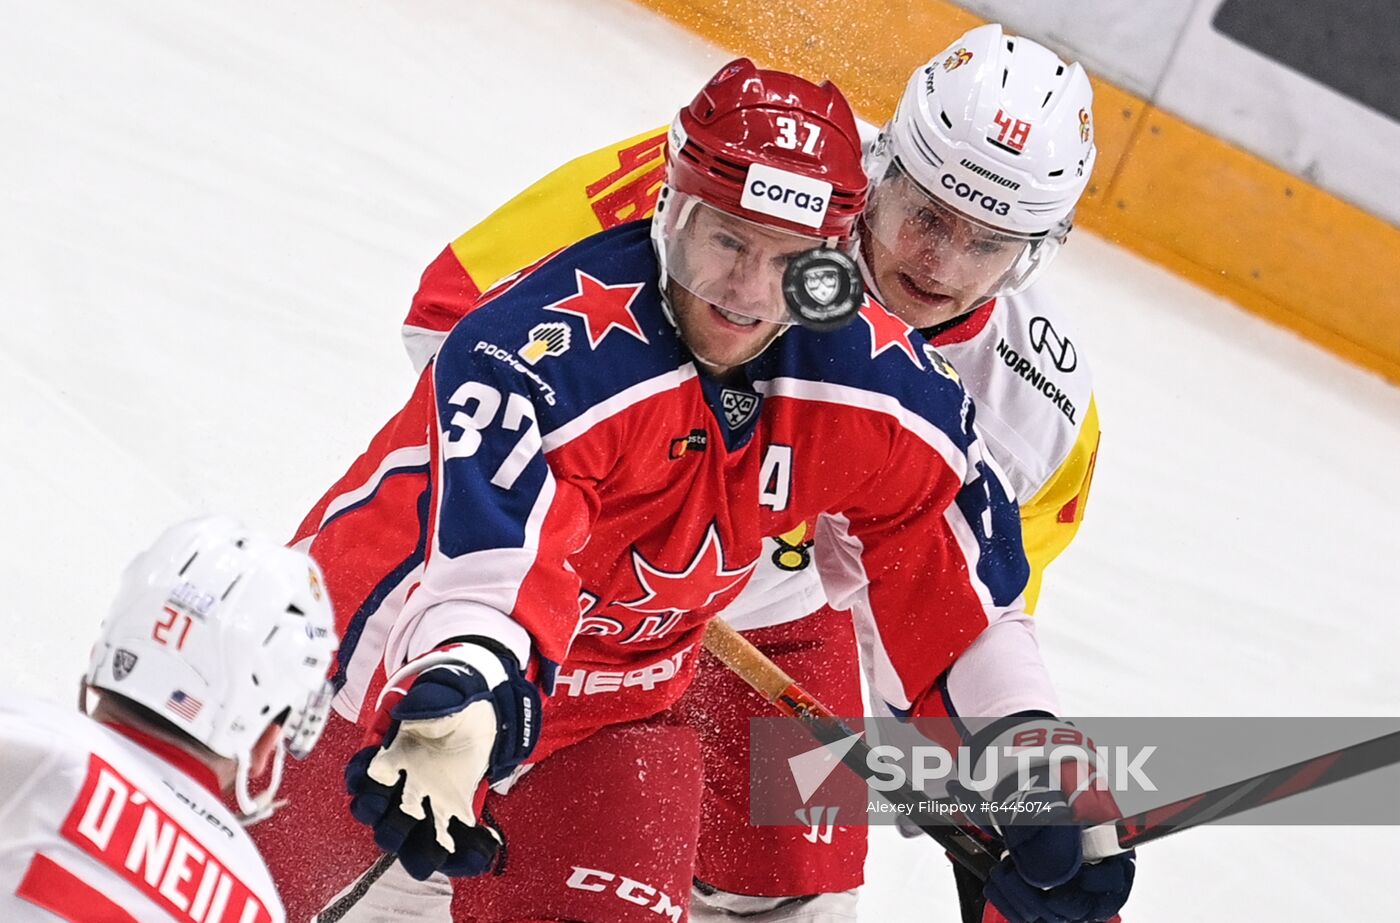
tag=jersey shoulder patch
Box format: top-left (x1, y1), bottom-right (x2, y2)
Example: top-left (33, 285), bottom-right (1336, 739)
top-left (935, 290), bottom-right (1093, 499)
top-left (758, 297), bottom-right (978, 461)
top-left (435, 222), bottom-right (688, 436)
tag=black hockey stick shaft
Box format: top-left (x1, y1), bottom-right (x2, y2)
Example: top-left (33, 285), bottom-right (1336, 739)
top-left (702, 619), bottom-right (1001, 880)
top-left (1115, 727), bottom-right (1400, 849)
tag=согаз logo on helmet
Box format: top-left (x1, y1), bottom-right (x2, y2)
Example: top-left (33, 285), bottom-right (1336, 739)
top-left (747, 180), bottom-right (826, 214)
top-left (940, 173), bottom-right (1012, 217)
top-left (741, 163), bottom-right (832, 228)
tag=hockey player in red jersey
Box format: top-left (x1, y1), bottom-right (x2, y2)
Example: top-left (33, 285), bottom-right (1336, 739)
top-left (0, 516), bottom-right (339, 923)
top-left (394, 25), bottom-right (1107, 923)
top-left (256, 59), bottom-right (1133, 923)
top-left (401, 25), bottom-right (1107, 923)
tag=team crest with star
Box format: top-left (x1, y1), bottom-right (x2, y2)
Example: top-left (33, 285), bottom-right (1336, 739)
top-left (618, 521), bottom-right (756, 614)
top-left (859, 300), bottom-right (923, 368)
top-left (543, 269), bottom-right (650, 349)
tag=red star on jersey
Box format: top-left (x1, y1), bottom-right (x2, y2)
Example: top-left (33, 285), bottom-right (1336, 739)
top-left (618, 522), bottom-right (756, 614)
top-left (860, 298), bottom-right (923, 368)
top-left (543, 269), bottom-right (650, 349)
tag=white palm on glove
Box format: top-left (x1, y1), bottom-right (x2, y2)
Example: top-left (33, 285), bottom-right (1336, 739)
top-left (346, 641), bottom-right (542, 880)
top-left (366, 695), bottom-right (500, 853)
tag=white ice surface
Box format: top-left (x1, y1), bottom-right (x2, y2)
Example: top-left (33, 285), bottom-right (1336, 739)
top-left (3, 2), bottom-right (1397, 920)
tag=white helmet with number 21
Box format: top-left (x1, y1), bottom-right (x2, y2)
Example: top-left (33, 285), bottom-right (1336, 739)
top-left (85, 515), bottom-right (338, 821)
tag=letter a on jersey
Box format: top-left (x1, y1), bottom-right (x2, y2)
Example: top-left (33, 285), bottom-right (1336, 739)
top-left (619, 522), bottom-right (756, 613)
top-left (543, 269), bottom-right (650, 348)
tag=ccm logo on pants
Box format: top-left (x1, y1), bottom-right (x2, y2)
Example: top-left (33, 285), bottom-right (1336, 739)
top-left (566, 866), bottom-right (682, 921)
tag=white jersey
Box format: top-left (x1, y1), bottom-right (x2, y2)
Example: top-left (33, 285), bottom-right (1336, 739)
top-left (0, 693), bottom-right (285, 923)
top-left (936, 286), bottom-right (1092, 504)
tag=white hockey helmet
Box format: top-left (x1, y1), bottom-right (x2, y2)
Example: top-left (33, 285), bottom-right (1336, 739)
top-left (85, 515), bottom-right (338, 821)
top-left (863, 24), bottom-right (1097, 310)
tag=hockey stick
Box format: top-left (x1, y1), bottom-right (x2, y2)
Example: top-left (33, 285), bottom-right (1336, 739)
top-left (704, 619), bottom-right (1400, 853)
top-left (323, 621), bottom-right (999, 920)
top-left (701, 617), bottom-right (1001, 880)
top-left (1113, 726), bottom-right (1400, 849)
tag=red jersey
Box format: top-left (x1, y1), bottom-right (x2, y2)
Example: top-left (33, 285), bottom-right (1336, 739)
top-left (297, 222), bottom-right (1030, 760)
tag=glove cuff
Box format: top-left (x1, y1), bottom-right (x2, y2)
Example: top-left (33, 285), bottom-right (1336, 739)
top-left (375, 640), bottom-right (541, 782)
top-left (962, 715), bottom-right (1098, 832)
top-left (378, 640), bottom-right (514, 710)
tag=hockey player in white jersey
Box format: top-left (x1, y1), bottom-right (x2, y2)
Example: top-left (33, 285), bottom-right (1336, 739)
top-left (0, 516), bottom-right (338, 923)
top-left (858, 23), bottom-right (1098, 549)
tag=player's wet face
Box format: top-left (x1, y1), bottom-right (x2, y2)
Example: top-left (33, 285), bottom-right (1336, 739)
top-left (669, 284), bottom-right (783, 380)
top-left (668, 207), bottom-right (805, 376)
top-left (864, 172), bottom-right (1025, 328)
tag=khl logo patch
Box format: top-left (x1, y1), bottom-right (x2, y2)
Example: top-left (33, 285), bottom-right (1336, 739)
top-left (113, 649), bottom-right (138, 681)
top-left (720, 389), bottom-right (760, 430)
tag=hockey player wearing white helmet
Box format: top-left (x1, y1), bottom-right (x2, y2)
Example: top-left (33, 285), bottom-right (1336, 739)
top-left (861, 23), bottom-right (1096, 328)
top-left (0, 516), bottom-right (338, 923)
top-left (846, 27), bottom-right (1119, 923)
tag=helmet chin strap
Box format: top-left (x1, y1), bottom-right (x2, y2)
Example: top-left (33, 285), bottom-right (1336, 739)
top-left (855, 224), bottom-right (883, 303)
top-left (234, 740), bottom-right (286, 826)
top-left (650, 184), bottom-right (694, 329)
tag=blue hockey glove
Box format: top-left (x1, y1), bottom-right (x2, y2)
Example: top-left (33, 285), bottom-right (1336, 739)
top-left (345, 640), bottom-right (540, 880)
top-left (962, 716), bottom-right (1136, 923)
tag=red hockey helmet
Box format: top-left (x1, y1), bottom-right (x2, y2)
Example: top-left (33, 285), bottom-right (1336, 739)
top-left (654, 60), bottom-right (869, 330)
top-left (666, 58), bottom-right (867, 242)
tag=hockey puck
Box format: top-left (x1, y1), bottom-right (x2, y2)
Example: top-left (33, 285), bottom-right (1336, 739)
top-left (783, 249), bottom-right (864, 331)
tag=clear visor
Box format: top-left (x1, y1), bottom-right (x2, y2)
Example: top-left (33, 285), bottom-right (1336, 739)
top-left (284, 679), bottom-right (333, 760)
top-left (863, 151), bottom-right (1064, 308)
top-left (659, 190), bottom-right (850, 325)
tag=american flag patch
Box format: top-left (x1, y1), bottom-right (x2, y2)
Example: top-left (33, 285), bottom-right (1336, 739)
top-left (165, 690), bottom-right (203, 722)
